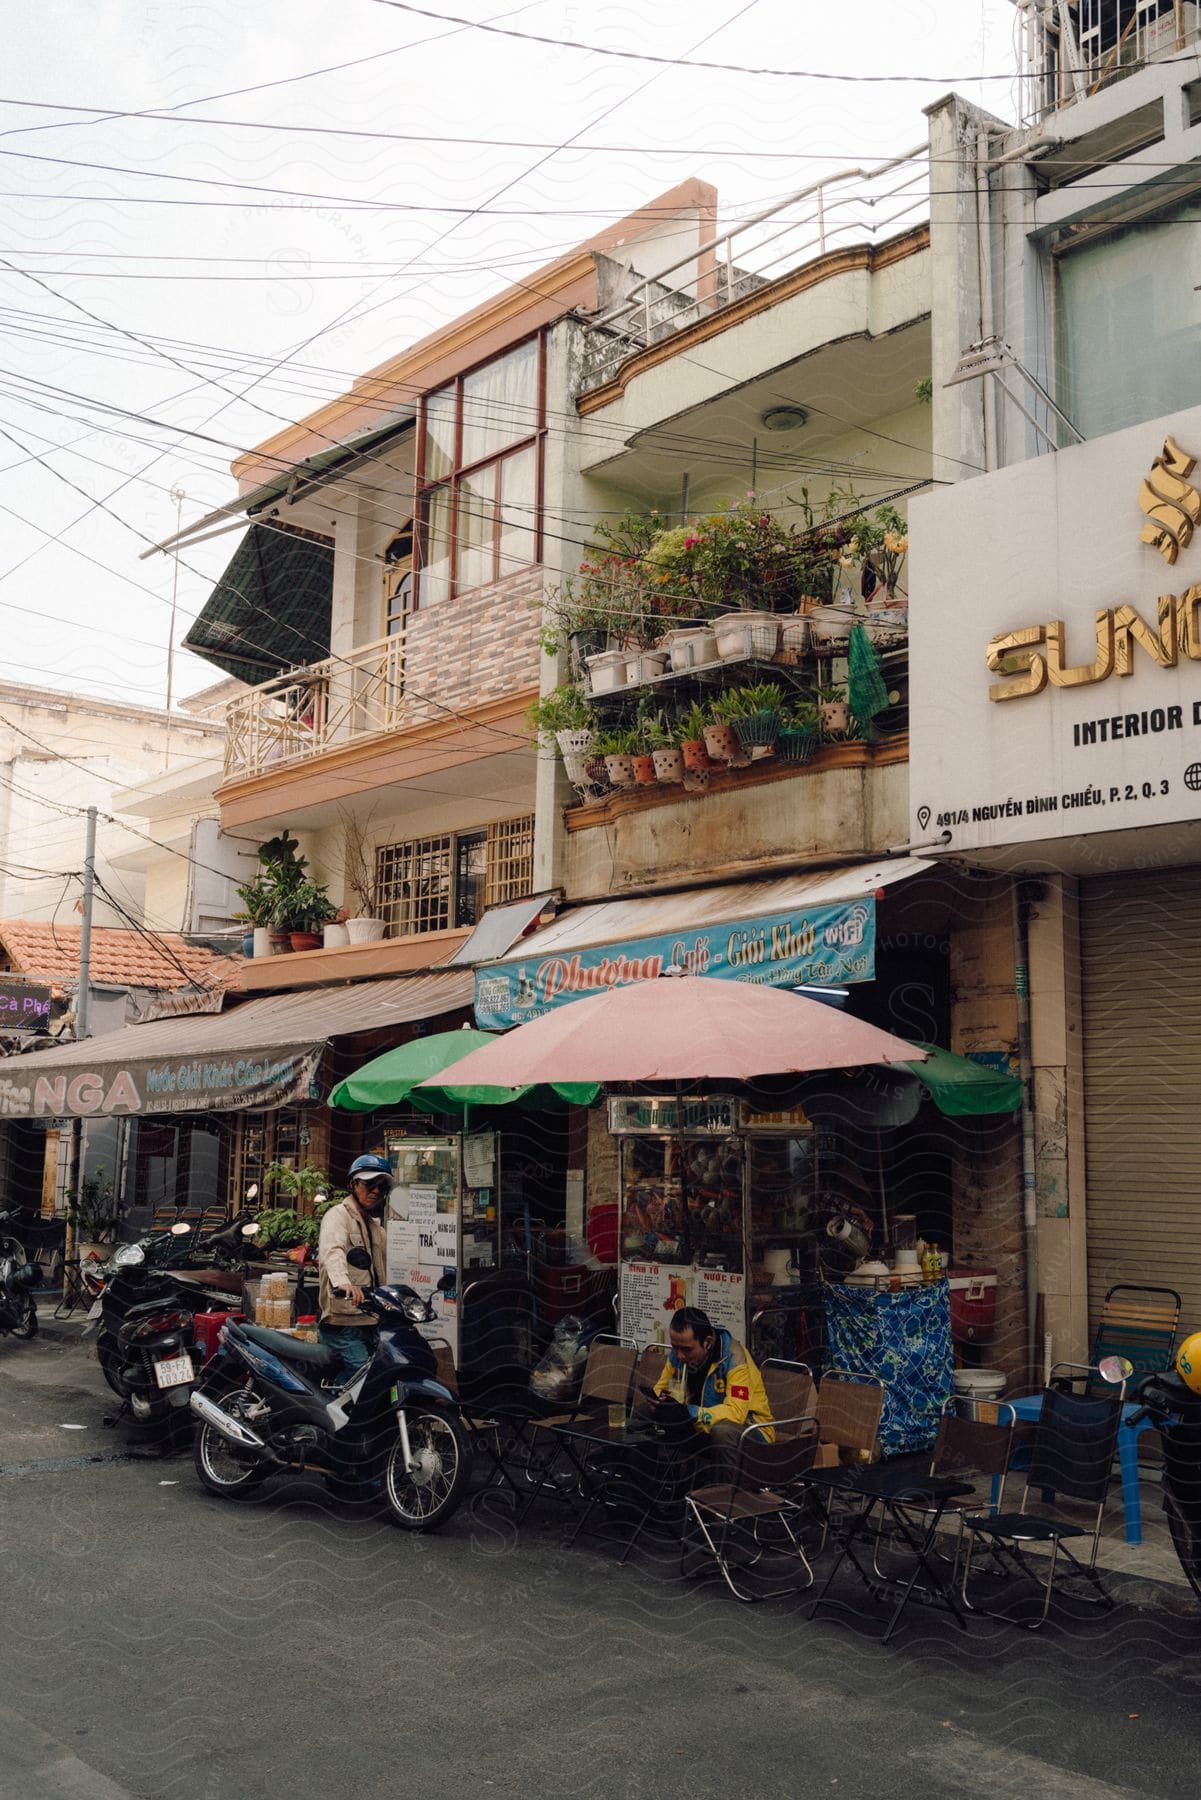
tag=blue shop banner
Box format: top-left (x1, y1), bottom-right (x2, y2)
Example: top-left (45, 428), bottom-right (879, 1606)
top-left (473, 899), bottom-right (875, 1030)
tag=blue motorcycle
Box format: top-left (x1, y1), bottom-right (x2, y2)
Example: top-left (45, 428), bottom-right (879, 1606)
top-left (188, 1257), bottom-right (469, 1530)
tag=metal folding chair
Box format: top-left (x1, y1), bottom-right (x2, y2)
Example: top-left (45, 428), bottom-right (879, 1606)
top-left (961, 1374), bottom-right (1125, 1629)
top-left (683, 1415), bottom-right (821, 1600)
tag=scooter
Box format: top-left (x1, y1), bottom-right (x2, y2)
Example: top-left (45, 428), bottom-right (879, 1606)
top-left (92, 1218), bottom-right (261, 1435)
top-left (1127, 1368), bottom-right (1201, 1601)
top-left (189, 1250), bottom-right (471, 1530)
top-left (0, 1246), bottom-right (39, 1342)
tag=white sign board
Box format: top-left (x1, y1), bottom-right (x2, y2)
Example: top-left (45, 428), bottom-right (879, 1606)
top-left (618, 1262), bottom-right (748, 1345)
top-left (909, 403), bottom-right (1201, 861)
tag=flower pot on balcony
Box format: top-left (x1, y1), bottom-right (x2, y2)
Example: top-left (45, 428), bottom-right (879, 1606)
top-left (346, 916), bottom-right (386, 945)
top-left (624, 650), bottom-right (669, 685)
top-left (666, 629), bottom-right (719, 672)
top-left (323, 922), bottom-right (349, 949)
top-left (586, 650), bottom-right (628, 695)
top-left (808, 603), bottom-right (853, 652)
top-left (652, 747), bottom-right (684, 784)
top-left (820, 699), bottom-right (850, 734)
top-left (681, 738), bottom-right (712, 773)
top-left (604, 753), bottom-right (636, 789)
top-left (732, 710), bottom-right (781, 751)
top-left (631, 753), bottom-right (658, 786)
top-left (289, 931), bottom-right (322, 953)
top-left (702, 723), bottom-right (751, 769)
top-left (252, 928), bottom-right (273, 958)
top-left (778, 727), bottom-right (818, 765)
top-left (241, 933), bottom-right (255, 959)
top-left (268, 930), bottom-right (293, 955)
top-left (713, 612), bottom-right (781, 662)
top-left (556, 728), bottom-right (595, 761)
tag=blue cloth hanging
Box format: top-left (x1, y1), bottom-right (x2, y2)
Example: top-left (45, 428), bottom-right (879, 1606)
top-left (824, 1282), bottom-right (953, 1454)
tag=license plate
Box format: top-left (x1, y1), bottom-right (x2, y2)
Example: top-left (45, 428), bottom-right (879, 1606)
top-left (153, 1354), bottom-right (194, 1390)
top-left (87, 1298), bottom-right (103, 1321)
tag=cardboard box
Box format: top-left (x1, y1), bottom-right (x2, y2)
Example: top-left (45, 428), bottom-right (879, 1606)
top-left (812, 1441), bottom-right (840, 1469)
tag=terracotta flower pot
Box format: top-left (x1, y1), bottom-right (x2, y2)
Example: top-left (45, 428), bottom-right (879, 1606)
top-left (651, 747), bottom-right (684, 784)
top-left (702, 723), bottom-right (751, 769)
top-left (268, 930), bottom-right (293, 955)
top-left (681, 737), bottom-right (713, 772)
top-left (631, 752), bottom-right (658, 786)
top-left (604, 753), bottom-right (636, 788)
top-left (289, 931), bottom-right (322, 953)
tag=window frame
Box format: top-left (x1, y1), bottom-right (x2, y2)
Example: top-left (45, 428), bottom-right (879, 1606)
top-left (413, 332), bottom-right (546, 606)
top-left (374, 817), bottom-right (535, 939)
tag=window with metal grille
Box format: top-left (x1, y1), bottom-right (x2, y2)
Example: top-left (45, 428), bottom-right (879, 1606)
top-left (374, 818), bottom-right (533, 936)
top-left (486, 814), bottom-right (535, 905)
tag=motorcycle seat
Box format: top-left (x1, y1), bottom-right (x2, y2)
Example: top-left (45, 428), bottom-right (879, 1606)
top-left (237, 1322), bottom-right (338, 1371)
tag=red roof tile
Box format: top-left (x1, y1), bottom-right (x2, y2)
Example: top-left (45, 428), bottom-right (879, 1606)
top-left (0, 920), bottom-right (240, 992)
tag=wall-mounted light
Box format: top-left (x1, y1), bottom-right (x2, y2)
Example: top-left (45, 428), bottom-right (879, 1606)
top-left (759, 405), bottom-right (808, 433)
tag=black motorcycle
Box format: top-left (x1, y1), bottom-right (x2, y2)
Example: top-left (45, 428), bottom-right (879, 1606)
top-left (0, 1245), bottom-right (39, 1341)
top-left (1127, 1368), bottom-right (1201, 1600)
top-left (189, 1253), bottom-right (470, 1530)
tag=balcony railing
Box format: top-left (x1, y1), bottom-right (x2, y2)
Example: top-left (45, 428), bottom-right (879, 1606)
top-left (223, 634), bottom-right (404, 781)
top-left (1013, 0), bottom-right (1201, 124)
top-left (578, 146), bottom-right (928, 393)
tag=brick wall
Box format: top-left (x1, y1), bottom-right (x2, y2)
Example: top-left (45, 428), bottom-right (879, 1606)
top-left (404, 568), bottom-right (543, 725)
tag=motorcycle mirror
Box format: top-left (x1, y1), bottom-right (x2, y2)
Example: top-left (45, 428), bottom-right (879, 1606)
top-left (1098, 1355), bottom-right (1134, 1385)
top-left (169, 1222), bottom-right (191, 1237)
top-left (241, 1222), bottom-right (260, 1238)
top-left (314, 1191), bottom-right (327, 1205)
top-left (436, 1271), bottom-right (456, 1293)
top-left (346, 1246), bottom-right (373, 1270)
top-left (245, 1184), bottom-right (258, 1201)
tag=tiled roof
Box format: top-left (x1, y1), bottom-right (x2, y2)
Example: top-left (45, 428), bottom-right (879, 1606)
top-left (0, 920), bottom-right (240, 992)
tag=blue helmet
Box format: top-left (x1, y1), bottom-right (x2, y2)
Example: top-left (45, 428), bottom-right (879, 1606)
top-left (348, 1153), bottom-right (391, 1182)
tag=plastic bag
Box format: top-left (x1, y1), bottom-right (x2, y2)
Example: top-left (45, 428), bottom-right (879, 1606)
top-left (529, 1314), bottom-right (589, 1401)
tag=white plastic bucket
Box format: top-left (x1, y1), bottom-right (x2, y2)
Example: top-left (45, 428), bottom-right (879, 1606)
top-left (952, 1368), bottom-right (1006, 1420)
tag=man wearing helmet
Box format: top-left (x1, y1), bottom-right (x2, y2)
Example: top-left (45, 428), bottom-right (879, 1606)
top-left (317, 1154), bottom-right (392, 1384)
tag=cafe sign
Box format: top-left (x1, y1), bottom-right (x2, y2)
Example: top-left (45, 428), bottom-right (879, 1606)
top-left (0, 979), bottom-right (51, 1032)
top-left (474, 898), bottom-right (875, 1029)
top-left (0, 1047), bottom-right (322, 1120)
top-left (908, 401), bottom-right (1201, 860)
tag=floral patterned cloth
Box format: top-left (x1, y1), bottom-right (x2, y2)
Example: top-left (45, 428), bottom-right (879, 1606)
top-left (823, 1281), bottom-right (953, 1454)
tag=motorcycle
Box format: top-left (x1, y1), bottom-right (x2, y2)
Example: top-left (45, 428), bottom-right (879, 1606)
top-left (189, 1250), bottom-right (471, 1530)
top-left (0, 1245), bottom-right (39, 1341)
top-left (1127, 1368), bottom-right (1201, 1600)
top-left (92, 1218), bottom-right (261, 1434)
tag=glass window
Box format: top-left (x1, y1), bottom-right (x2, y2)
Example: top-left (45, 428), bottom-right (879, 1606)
top-left (461, 340), bottom-right (538, 466)
top-left (423, 384), bottom-right (456, 482)
top-left (1055, 196), bottom-right (1201, 438)
top-left (416, 335), bottom-right (543, 603)
top-left (374, 822), bottom-right (533, 937)
top-left (455, 830), bottom-right (487, 927)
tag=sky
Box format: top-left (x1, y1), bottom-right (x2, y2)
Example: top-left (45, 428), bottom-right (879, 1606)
top-left (0, 0), bottom-right (1021, 710)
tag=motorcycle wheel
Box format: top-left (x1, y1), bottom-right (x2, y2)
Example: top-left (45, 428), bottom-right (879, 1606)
top-left (11, 1297), bottom-right (37, 1340)
top-left (194, 1421), bottom-right (268, 1497)
top-left (1165, 1497), bottom-right (1201, 1602)
top-left (384, 1409), bottom-right (471, 1531)
top-left (97, 1334), bottom-right (134, 1398)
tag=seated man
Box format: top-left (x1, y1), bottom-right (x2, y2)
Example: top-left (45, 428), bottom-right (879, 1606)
top-left (652, 1305), bottom-right (774, 1469)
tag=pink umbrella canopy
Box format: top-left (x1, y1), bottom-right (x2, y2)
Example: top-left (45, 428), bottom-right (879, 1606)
top-left (416, 976), bottom-right (927, 1087)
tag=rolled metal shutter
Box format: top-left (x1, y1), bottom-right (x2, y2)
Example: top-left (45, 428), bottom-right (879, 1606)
top-left (1081, 869), bottom-right (1201, 1334)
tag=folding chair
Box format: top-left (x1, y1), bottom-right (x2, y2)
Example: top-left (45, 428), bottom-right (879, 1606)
top-left (516, 1336), bottom-right (637, 1518)
top-left (961, 1376), bottom-right (1125, 1629)
top-left (872, 1397), bottom-right (1017, 1585)
top-left (429, 1343), bottom-right (522, 1498)
top-left (631, 1343), bottom-right (669, 1416)
top-left (761, 1359), bottom-right (815, 1432)
top-left (683, 1415), bottom-right (821, 1600)
top-left (811, 1370), bottom-right (885, 1548)
top-left (1088, 1285), bottom-right (1180, 1394)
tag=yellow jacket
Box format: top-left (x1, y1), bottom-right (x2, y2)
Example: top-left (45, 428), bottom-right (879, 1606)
top-left (654, 1329), bottom-right (775, 1442)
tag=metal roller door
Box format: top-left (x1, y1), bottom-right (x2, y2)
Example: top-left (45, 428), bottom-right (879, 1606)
top-left (1081, 869), bottom-right (1201, 1335)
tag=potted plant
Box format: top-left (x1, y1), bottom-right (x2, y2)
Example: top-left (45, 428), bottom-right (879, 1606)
top-left (253, 829), bottom-right (310, 954)
top-left (597, 724), bottom-right (639, 789)
top-left (818, 684), bottom-right (851, 734)
top-left (527, 684), bottom-right (595, 774)
top-left (272, 878), bottom-right (337, 952)
top-left (643, 712), bottom-right (684, 785)
top-left (863, 503), bottom-right (909, 643)
top-left (341, 811), bottom-right (386, 944)
top-left (677, 701), bottom-right (714, 774)
top-left (778, 699), bottom-right (820, 764)
top-left (703, 691), bottom-right (754, 769)
top-left (725, 681), bottom-right (785, 751)
top-left (323, 907), bottom-right (350, 951)
top-left (68, 1164), bottom-right (122, 1262)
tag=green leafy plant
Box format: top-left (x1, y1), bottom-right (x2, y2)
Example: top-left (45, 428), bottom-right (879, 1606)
top-left (526, 684), bottom-right (593, 747)
top-left (914, 377), bottom-right (933, 405)
top-left (270, 878), bottom-right (338, 934)
top-left (722, 682), bottom-right (786, 719)
top-left (596, 723), bottom-right (640, 755)
top-left (677, 700), bottom-right (713, 744)
top-left (817, 684), bottom-right (847, 704)
top-left (68, 1164), bottom-right (122, 1243)
top-left (783, 698), bottom-right (819, 732)
top-left (235, 873), bottom-right (274, 928)
top-left (256, 1164), bottom-right (345, 1251)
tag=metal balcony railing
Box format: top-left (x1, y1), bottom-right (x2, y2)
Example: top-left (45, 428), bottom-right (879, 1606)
top-left (223, 634), bottom-right (404, 780)
top-left (578, 145), bottom-right (929, 393)
top-left (1013, 0), bottom-right (1201, 125)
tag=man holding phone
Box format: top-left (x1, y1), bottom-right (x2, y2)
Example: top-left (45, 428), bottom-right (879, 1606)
top-left (651, 1305), bottom-right (774, 1467)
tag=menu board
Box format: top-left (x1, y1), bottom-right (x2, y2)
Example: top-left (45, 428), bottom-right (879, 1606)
top-left (619, 1262), bottom-right (747, 1345)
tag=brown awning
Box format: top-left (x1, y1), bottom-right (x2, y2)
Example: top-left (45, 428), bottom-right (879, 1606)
top-left (0, 970), bottom-right (474, 1120)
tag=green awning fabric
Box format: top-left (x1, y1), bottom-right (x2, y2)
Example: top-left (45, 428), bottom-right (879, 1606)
top-left (183, 523), bottom-right (334, 684)
top-left (902, 1043), bottom-right (1023, 1117)
top-left (328, 1028), bottom-right (598, 1119)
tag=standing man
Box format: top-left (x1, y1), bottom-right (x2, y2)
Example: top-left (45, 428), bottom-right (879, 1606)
top-left (652, 1305), bottom-right (775, 1467)
top-left (317, 1154), bottom-right (391, 1385)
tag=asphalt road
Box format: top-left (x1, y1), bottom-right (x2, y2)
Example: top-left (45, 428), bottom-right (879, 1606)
top-left (2, 1320), bottom-right (1201, 1800)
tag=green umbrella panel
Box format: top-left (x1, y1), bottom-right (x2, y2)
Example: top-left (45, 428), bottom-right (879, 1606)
top-left (901, 1043), bottom-right (1023, 1118)
top-left (328, 1028), bottom-right (598, 1118)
